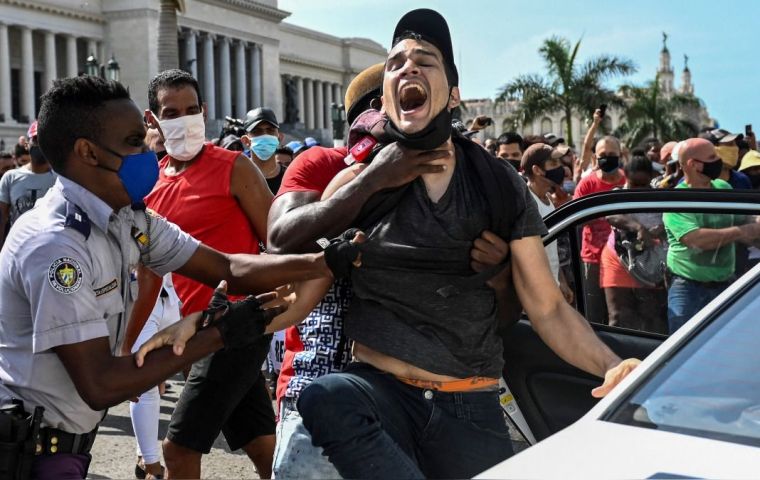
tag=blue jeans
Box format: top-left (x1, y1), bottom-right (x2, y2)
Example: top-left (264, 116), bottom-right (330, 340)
top-left (667, 276), bottom-right (727, 333)
top-left (298, 362), bottom-right (514, 479)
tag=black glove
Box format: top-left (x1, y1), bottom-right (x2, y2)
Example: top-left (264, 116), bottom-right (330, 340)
top-left (318, 228), bottom-right (362, 278)
top-left (201, 290), bottom-right (272, 350)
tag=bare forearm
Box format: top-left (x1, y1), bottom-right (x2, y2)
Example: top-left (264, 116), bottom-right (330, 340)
top-left (682, 226), bottom-right (745, 251)
top-left (123, 266), bottom-right (163, 351)
top-left (89, 329), bottom-right (223, 410)
top-left (531, 302), bottom-right (620, 377)
top-left (177, 245), bottom-right (331, 296)
top-left (225, 253), bottom-right (329, 295)
top-left (268, 176), bottom-right (379, 254)
top-left (580, 122), bottom-right (599, 171)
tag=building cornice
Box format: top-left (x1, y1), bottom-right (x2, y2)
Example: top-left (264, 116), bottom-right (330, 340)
top-left (103, 8), bottom-right (158, 21)
top-left (179, 18), bottom-right (279, 46)
top-left (0, 0), bottom-right (106, 24)
top-left (280, 54), bottom-right (344, 75)
top-left (280, 22), bottom-right (343, 46)
top-left (198, 0), bottom-right (290, 23)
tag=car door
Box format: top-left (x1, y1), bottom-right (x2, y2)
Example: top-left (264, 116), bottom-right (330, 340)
top-left (503, 188), bottom-right (760, 442)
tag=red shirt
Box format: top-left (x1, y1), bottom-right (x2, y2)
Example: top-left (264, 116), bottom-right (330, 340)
top-left (145, 144), bottom-right (261, 316)
top-left (275, 146), bottom-right (348, 404)
top-left (574, 170), bottom-right (626, 263)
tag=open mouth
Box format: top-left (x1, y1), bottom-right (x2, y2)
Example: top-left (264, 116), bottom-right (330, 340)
top-left (398, 83), bottom-right (428, 113)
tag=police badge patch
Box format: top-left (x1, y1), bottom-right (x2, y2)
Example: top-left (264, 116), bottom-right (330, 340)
top-left (48, 257), bottom-right (83, 294)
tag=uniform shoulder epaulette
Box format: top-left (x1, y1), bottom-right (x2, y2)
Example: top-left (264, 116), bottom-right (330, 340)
top-left (63, 202), bottom-right (91, 240)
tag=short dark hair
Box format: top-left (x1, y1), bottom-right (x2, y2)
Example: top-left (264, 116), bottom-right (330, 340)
top-left (496, 132), bottom-right (524, 149)
top-left (148, 69), bottom-right (203, 114)
top-left (275, 146), bottom-right (294, 156)
top-left (625, 155), bottom-right (653, 177)
top-left (13, 143), bottom-right (28, 158)
top-left (37, 75), bottom-right (130, 173)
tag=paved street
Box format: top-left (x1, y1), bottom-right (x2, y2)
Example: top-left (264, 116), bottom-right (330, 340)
top-left (88, 374), bottom-right (262, 480)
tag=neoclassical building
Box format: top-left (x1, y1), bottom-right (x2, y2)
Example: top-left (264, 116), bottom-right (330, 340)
top-left (464, 39), bottom-right (713, 147)
top-left (0, 0), bottom-right (387, 149)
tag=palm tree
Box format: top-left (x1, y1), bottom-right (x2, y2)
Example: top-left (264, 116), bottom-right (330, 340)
top-left (157, 0), bottom-right (185, 72)
top-left (614, 76), bottom-right (701, 147)
top-left (496, 36), bottom-right (636, 146)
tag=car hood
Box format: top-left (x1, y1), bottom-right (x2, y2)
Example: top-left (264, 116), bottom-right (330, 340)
top-left (477, 419), bottom-right (760, 479)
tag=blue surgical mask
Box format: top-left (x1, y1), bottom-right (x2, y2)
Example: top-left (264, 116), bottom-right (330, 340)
top-left (94, 142), bottom-right (159, 204)
top-left (249, 134), bottom-right (279, 161)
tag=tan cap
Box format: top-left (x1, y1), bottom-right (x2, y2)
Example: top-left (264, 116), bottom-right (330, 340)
top-left (344, 63), bottom-right (385, 124)
top-left (739, 150), bottom-right (760, 172)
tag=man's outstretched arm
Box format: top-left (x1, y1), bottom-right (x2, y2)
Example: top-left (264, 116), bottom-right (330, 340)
top-left (176, 243), bottom-right (330, 296)
top-left (509, 235), bottom-right (640, 396)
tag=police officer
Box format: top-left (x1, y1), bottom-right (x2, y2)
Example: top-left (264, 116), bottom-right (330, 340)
top-left (0, 76), bottom-right (356, 479)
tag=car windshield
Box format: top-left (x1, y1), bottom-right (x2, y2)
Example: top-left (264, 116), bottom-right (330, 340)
top-left (606, 274), bottom-right (760, 447)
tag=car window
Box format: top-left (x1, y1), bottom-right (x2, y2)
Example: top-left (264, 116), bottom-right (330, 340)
top-left (604, 276), bottom-right (760, 447)
top-left (565, 208), bottom-right (760, 335)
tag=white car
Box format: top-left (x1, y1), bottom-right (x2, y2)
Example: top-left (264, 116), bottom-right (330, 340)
top-left (481, 189), bottom-right (760, 479)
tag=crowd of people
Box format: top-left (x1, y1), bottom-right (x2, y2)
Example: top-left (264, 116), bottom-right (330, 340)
top-left (470, 108), bottom-right (760, 335)
top-left (0, 6), bottom-right (755, 480)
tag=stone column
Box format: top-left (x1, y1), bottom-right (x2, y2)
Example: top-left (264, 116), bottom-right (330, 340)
top-left (202, 33), bottom-right (216, 119)
top-left (303, 78), bottom-right (314, 129)
top-left (43, 31), bottom-right (57, 91)
top-left (184, 30), bottom-right (198, 78)
top-left (20, 27), bottom-right (35, 122)
top-left (333, 83), bottom-right (342, 108)
top-left (0, 23), bottom-right (12, 122)
top-left (218, 37), bottom-right (231, 118)
top-left (234, 40), bottom-right (246, 117)
top-left (65, 35), bottom-right (78, 77)
top-left (87, 39), bottom-right (98, 58)
top-left (250, 44), bottom-right (262, 107)
top-left (324, 82), bottom-right (333, 132)
top-left (296, 76), bottom-right (304, 124)
top-left (314, 80), bottom-right (324, 129)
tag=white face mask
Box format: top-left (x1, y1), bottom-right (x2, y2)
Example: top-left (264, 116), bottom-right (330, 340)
top-left (157, 112), bottom-right (206, 161)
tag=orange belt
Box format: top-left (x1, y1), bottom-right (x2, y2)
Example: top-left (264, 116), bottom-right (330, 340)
top-left (395, 376), bottom-right (499, 392)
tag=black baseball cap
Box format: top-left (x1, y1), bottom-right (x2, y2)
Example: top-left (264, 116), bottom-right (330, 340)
top-left (244, 107), bottom-right (279, 132)
top-left (700, 128), bottom-right (742, 145)
top-left (391, 9), bottom-right (459, 86)
top-left (543, 133), bottom-right (565, 146)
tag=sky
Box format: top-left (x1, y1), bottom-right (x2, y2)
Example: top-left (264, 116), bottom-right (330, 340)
top-left (279, 0), bottom-right (758, 134)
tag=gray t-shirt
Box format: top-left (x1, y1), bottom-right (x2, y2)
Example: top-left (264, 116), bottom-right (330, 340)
top-left (346, 148), bottom-right (547, 378)
top-left (0, 167), bottom-right (57, 225)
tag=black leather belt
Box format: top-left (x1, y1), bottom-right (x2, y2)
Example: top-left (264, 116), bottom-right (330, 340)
top-left (36, 426), bottom-right (98, 456)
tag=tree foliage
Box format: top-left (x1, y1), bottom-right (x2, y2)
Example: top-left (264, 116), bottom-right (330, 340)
top-left (496, 36), bottom-right (636, 146)
top-left (614, 76), bottom-right (701, 147)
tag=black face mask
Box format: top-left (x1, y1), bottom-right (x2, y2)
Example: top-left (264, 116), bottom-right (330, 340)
top-left (598, 155), bottom-right (620, 173)
top-left (544, 165), bottom-right (565, 186)
top-left (747, 173), bottom-right (760, 189)
top-left (506, 159), bottom-right (521, 171)
top-left (699, 160), bottom-right (723, 180)
top-left (383, 96), bottom-right (453, 151)
top-left (29, 145), bottom-right (47, 166)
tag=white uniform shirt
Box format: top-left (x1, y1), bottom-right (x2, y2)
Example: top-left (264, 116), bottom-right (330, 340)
top-left (0, 176), bottom-right (199, 433)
